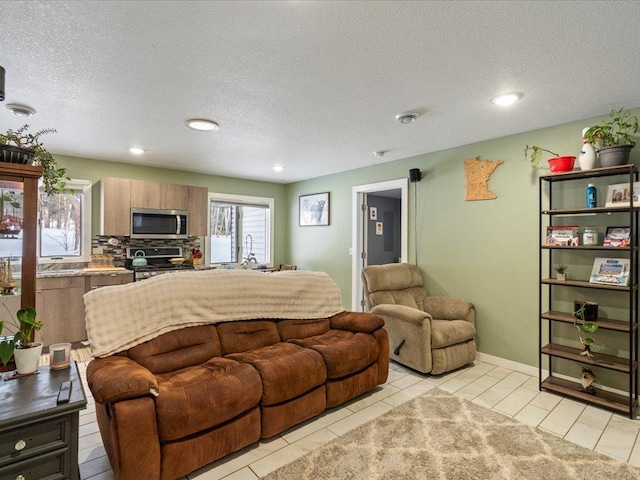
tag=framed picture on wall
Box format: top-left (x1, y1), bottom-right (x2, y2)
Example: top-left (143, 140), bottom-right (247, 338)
top-left (299, 192), bottom-right (330, 226)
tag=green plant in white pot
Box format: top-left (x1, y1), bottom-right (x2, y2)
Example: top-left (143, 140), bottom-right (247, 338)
top-left (0, 306), bottom-right (44, 374)
top-left (583, 108), bottom-right (639, 167)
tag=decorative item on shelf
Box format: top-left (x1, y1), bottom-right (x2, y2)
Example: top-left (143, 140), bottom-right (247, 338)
top-left (589, 257), bottom-right (630, 286)
top-left (0, 305), bottom-right (43, 374)
top-left (0, 124), bottom-right (71, 195)
top-left (546, 225), bottom-right (579, 246)
top-left (524, 145), bottom-right (576, 173)
top-left (603, 226), bottom-right (631, 247)
top-left (586, 183), bottom-right (597, 208)
top-left (188, 248), bottom-right (203, 265)
top-left (49, 342), bottom-right (71, 370)
top-left (578, 127), bottom-right (597, 170)
top-left (583, 108), bottom-right (639, 167)
top-left (574, 300), bottom-right (598, 322)
top-left (579, 367), bottom-right (597, 395)
top-left (0, 188), bottom-right (22, 238)
top-left (604, 181), bottom-right (640, 207)
top-left (0, 257), bottom-right (16, 294)
top-left (582, 227), bottom-right (598, 246)
top-left (554, 264), bottom-right (568, 281)
top-left (572, 302), bottom-right (599, 360)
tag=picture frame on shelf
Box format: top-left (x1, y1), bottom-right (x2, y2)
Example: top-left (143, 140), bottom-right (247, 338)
top-left (589, 257), bottom-right (630, 286)
top-left (299, 192), bottom-right (330, 226)
top-left (603, 226), bottom-right (631, 248)
top-left (605, 182), bottom-right (640, 208)
top-left (545, 225), bottom-right (579, 246)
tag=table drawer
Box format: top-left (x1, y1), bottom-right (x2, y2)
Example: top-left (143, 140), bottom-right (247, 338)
top-left (0, 447), bottom-right (68, 480)
top-left (0, 416), bottom-right (69, 466)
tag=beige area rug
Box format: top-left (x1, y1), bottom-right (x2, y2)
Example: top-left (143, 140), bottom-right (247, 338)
top-left (263, 389), bottom-right (640, 480)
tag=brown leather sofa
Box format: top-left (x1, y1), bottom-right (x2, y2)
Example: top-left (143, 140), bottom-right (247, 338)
top-left (86, 311), bottom-right (389, 480)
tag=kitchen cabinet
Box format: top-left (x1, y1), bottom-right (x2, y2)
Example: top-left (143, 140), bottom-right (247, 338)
top-left (100, 177), bottom-right (131, 236)
top-left (35, 277), bottom-right (86, 347)
top-left (539, 164), bottom-right (638, 417)
top-left (188, 185), bottom-right (208, 236)
top-left (100, 177), bottom-right (207, 236)
top-left (86, 271), bottom-right (134, 291)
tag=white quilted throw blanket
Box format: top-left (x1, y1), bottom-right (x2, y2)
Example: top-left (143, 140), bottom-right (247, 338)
top-left (84, 269), bottom-right (344, 358)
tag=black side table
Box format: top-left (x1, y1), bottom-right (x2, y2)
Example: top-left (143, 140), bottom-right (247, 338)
top-left (0, 361), bottom-right (87, 480)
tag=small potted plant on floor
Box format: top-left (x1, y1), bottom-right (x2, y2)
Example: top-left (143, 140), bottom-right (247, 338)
top-left (0, 306), bottom-right (44, 374)
top-left (0, 124), bottom-right (71, 195)
top-left (583, 108), bottom-right (639, 167)
top-left (554, 264), bottom-right (568, 281)
top-left (524, 145), bottom-right (576, 173)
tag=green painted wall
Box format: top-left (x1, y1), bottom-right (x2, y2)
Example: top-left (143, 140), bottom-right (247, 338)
top-left (285, 108), bottom-right (640, 369)
top-left (54, 155), bottom-right (289, 265)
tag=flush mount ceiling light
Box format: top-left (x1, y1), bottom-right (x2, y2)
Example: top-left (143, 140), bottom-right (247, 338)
top-left (6, 103), bottom-right (36, 117)
top-left (395, 111), bottom-right (420, 124)
top-left (490, 92), bottom-right (523, 106)
top-left (185, 119), bottom-right (219, 131)
top-left (129, 147), bottom-right (145, 155)
top-left (273, 165), bottom-right (284, 172)
top-left (373, 150), bottom-right (386, 157)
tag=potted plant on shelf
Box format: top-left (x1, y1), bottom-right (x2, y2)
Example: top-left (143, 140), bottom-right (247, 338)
top-left (524, 145), bottom-right (576, 173)
top-left (0, 124), bottom-right (71, 195)
top-left (0, 189), bottom-right (22, 238)
top-left (572, 302), bottom-right (598, 361)
top-left (583, 108), bottom-right (639, 167)
top-left (0, 306), bottom-right (44, 374)
top-left (554, 264), bottom-right (568, 281)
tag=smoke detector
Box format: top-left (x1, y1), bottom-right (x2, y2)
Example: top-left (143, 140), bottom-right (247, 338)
top-left (395, 111), bottom-right (420, 124)
top-left (6, 103), bottom-right (36, 117)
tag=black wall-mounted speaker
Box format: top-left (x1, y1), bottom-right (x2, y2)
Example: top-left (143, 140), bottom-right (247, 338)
top-left (409, 168), bottom-right (422, 182)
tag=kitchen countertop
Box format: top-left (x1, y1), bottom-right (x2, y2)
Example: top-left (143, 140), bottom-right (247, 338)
top-left (36, 268), bottom-right (133, 279)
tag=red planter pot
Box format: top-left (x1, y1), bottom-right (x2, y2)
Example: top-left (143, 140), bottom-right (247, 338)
top-left (548, 156), bottom-right (576, 173)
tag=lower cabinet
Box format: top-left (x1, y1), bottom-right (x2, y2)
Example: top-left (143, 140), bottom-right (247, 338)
top-left (35, 272), bottom-right (133, 347)
top-left (35, 277), bottom-right (86, 347)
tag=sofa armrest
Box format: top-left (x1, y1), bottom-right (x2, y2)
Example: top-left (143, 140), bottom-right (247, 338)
top-left (423, 297), bottom-right (475, 325)
top-left (87, 356), bottom-right (159, 404)
top-left (330, 311), bottom-right (384, 332)
top-left (371, 304), bottom-right (432, 327)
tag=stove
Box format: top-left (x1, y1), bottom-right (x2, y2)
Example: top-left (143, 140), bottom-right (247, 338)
top-left (124, 247), bottom-right (194, 281)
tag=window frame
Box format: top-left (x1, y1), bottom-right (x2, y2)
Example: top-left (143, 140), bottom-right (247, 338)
top-left (206, 192), bottom-right (275, 267)
top-left (37, 179), bottom-right (92, 264)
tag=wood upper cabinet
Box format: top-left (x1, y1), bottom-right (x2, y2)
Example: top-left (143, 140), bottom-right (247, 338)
top-left (188, 186), bottom-right (208, 236)
top-left (101, 177), bottom-right (207, 236)
top-left (101, 177), bottom-right (131, 236)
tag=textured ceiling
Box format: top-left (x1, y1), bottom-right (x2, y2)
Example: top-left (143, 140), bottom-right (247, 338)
top-left (1, 1), bottom-right (640, 183)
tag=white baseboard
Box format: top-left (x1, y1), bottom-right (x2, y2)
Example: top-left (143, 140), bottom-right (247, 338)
top-left (476, 351), bottom-right (538, 377)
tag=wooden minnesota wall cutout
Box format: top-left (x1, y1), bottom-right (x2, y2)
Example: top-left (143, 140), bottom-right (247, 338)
top-left (464, 156), bottom-right (504, 201)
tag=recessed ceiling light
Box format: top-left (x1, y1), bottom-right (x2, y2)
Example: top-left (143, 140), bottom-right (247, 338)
top-left (6, 103), bottom-right (36, 117)
top-left (395, 111), bottom-right (420, 124)
top-left (129, 147), bottom-right (145, 155)
top-left (490, 92), bottom-right (523, 106)
top-left (373, 151), bottom-right (386, 157)
top-left (186, 119), bottom-right (220, 131)
top-left (273, 165), bottom-right (284, 172)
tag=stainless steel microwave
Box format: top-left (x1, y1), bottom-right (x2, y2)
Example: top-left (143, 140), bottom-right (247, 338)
top-left (130, 208), bottom-right (189, 239)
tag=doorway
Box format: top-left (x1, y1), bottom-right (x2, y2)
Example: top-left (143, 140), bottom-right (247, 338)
top-left (351, 179), bottom-right (408, 311)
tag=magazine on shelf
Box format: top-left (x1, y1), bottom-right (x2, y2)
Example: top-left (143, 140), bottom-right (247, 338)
top-left (603, 226), bottom-right (631, 248)
top-left (589, 257), bottom-right (630, 286)
top-left (545, 225), bottom-right (579, 246)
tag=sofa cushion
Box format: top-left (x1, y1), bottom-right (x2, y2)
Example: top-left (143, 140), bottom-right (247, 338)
top-left (217, 320), bottom-right (281, 355)
top-left (431, 319), bottom-right (476, 349)
top-left (128, 325), bottom-right (221, 374)
top-left (226, 342), bottom-right (326, 405)
top-left (277, 318), bottom-right (330, 341)
top-left (154, 357), bottom-right (262, 441)
top-left (290, 330), bottom-right (379, 379)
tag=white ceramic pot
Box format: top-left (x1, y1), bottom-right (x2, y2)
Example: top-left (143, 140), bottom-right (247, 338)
top-left (13, 343), bottom-right (43, 374)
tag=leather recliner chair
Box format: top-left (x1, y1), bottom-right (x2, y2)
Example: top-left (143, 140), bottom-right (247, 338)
top-left (362, 263), bottom-right (476, 375)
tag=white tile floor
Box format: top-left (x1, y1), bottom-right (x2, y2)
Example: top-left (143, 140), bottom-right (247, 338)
top-left (77, 359), bottom-right (640, 480)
